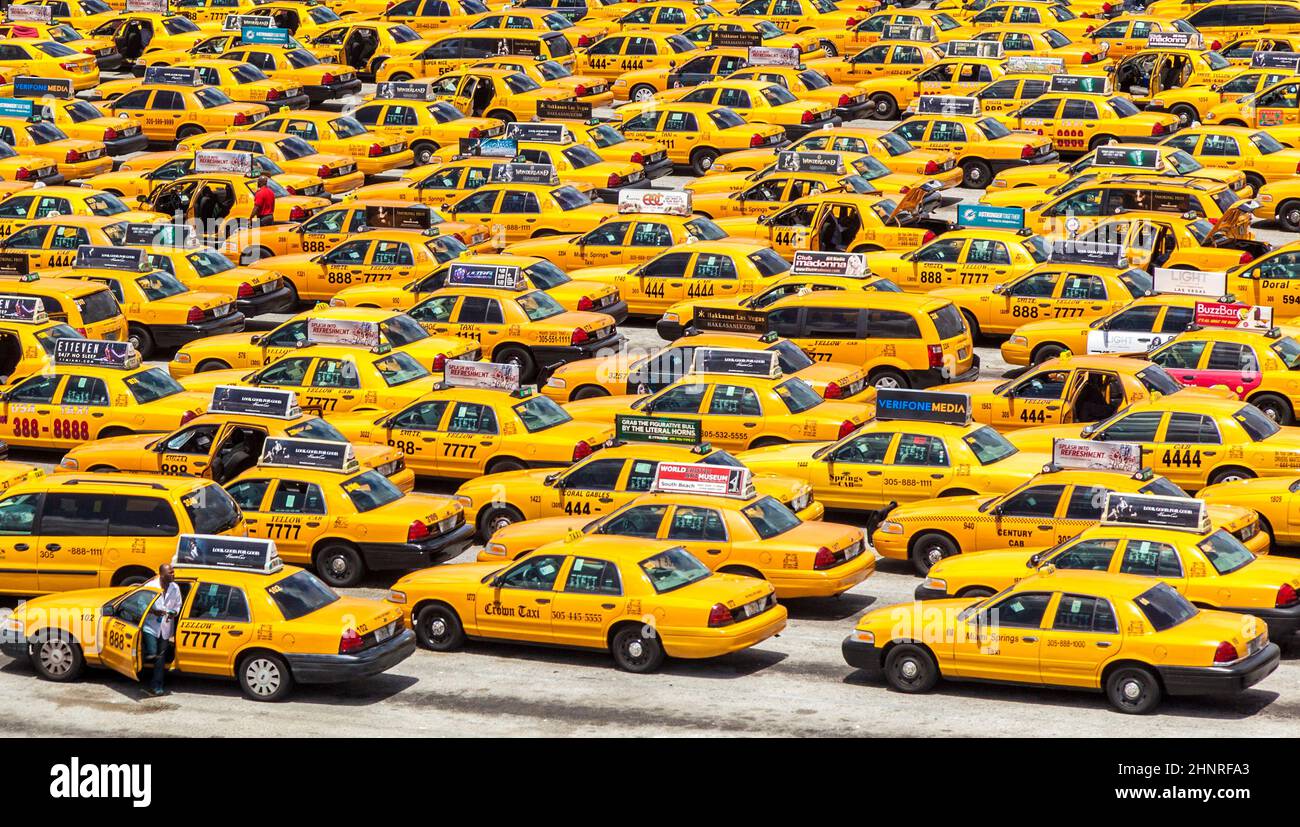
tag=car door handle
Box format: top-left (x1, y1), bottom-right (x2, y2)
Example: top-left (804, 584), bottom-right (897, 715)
top-left (706, 548), bottom-right (722, 554)
top-left (930, 473), bottom-right (944, 479)
top-left (742, 421), bottom-right (757, 427)
top-left (479, 440), bottom-right (493, 446)
top-left (1037, 525), bottom-right (1053, 531)
top-left (1045, 404), bottom-right (1060, 410)
top-left (14, 543), bottom-right (27, 551)
top-left (245, 518), bottom-right (259, 525)
top-left (1202, 451), bottom-right (1217, 456)
top-left (598, 496), bottom-right (613, 503)
top-left (421, 437), bottom-right (435, 443)
top-left (92, 412), bottom-right (104, 418)
top-left (601, 603), bottom-right (616, 610)
top-left (36, 409), bottom-right (49, 415)
top-left (228, 630), bottom-right (244, 637)
top-left (867, 470), bottom-right (883, 476)
top-left (1096, 640), bottom-right (1112, 647)
top-left (45, 544), bottom-right (60, 551)
top-left (306, 521), bottom-right (321, 528)
top-left (535, 598), bottom-right (551, 604)
top-left (1022, 636), bottom-right (1039, 643)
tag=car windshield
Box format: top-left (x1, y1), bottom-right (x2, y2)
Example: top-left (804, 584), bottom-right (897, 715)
top-left (563, 145), bottom-right (603, 167)
top-left (266, 569), bottom-right (340, 620)
top-left (1198, 528), bottom-right (1255, 575)
top-left (551, 185), bottom-right (593, 210)
top-left (685, 217), bottom-right (726, 240)
top-left (512, 395), bottom-right (572, 432)
top-left (535, 60), bottom-right (572, 80)
top-left (797, 69), bottom-right (830, 89)
top-left (742, 495), bottom-right (800, 539)
top-left (767, 340), bottom-right (813, 372)
top-left (1022, 234), bottom-right (1051, 262)
top-left (34, 40), bottom-right (76, 56)
top-left (1203, 50), bottom-right (1230, 70)
top-left (379, 314), bottom-right (429, 346)
top-left (329, 117), bottom-right (367, 138)
top-left (277, 135), bottom-right (317, 159)
top-left (181, 483), bottom-right (242, 534)
top-left (1108, 96), bottom-right (1141, 117)
top-left (962, 426), bottom-right (1018, 464)
top-left (373, 351), bottom-right (429, 386)
top-left (975, 117), bottom-right (1011, 139)
top-left (523, 261), bottom-right (570, 289)
top-left (123, 367), bottom-right (185, 403)
top-left (639, 546), bottom-right (711, 593)
top-left (698, 450), bottom-right (744, 468)
top-left (774, 377), bottom-right (823, 413)
top-left (284, 417), bottom-right (348, 441)
top-left (341, 469), bottom-right (404, 512)
top-left (285, 48), bottom-right (322, 67)
top-left (1136, 364), bottom-right (1184, 396)
top-left (515, 289), bottom-right (565, 321)
top-left (425, 235), bottom-right (467, 261)
top-left (708, 108), bottom-right (746, 129)
top-left (1134, 581), bottom-right (1198, 631)
top-left (1042, 29), bottom-right (1070, 47)
top-left (136, 271), bottom-right (190, 300)
top-left (1250, 131), bottom-right (1285, 154)
top-left (230, 64), bottom-right (268, 83)
top-left (34, 323), bottom-right (81, 354)
top-left (1235, 403), bottom-right (1280, 441)
top-left (84, 193), bottom-right (131, 215)
top-left (1167, 149), bottom-right (1202, 173)
top-left (425, 102), bottom-right (463, 122)
top-left (184, 249), bottom-right (236, 276)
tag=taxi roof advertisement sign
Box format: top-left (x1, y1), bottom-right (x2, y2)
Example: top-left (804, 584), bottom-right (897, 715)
top-left (692, 307), bottom-right (771, 336)
top-left (1049, 239), bottom-right (1126, 268)
top-left (747, 46), bottom-right (800, 66)
top-left (6, 5), bottom-right (52, 22)
top-left (1252, 50), bottom-right (1300, 69)
top-left (1194, 301), bottom-right (1273, 330)
top-left (123, 222), bottom-right (196, 248)
top-left (223, 13), bottom-right (274, 31)
top-left (488, 162), bottom-right (557, 184)
top-left (241, 25), bottom-right (289, 46)
top-left (652, 462), bottom-right (752, 498)
top-left (1094, 146), bottom-right (1161, 169)
top-left (74, 245), bottom-right (147, 272)
top-left (875, 388), bottom-right (970, 425)
top-left (143, 66), bottom-right (200, 86)
top-left (446, 262), bottom-right (523, 289)
top-left (364, 204), bottom-right (430, 230)
top-left (53, 339), bottom-right (139, 370)
top-left (504, 122), bottom-right (569, 144)
top-left (210, 385), bottom-right (301, 419)
top-left (617, 188), bottom-right (691, 216)
top-left (0, 98), bottom-right (33, 119)
top-left (0, 252), bottom-right (28, 275)
top-left (175, 534), bottom-right (281, 574)
top-left (1152, 267), bottom-right (1227, 297)
top-left (536, 99), bottom-right (593, 121)
top-left (881, 23), bottom-right (935, 41)
top-left (957, 204), bottom-right (1024, 230)
top-left (125, 0), bottom-right (170, 12)
top-left (195, 149), bottom-right (253, 175)
top-left (791, 250), bottom-right (869, 278)
top-left (615, 414), bottom-right (702, 445)
top-left (1146, 31), bottom-right (1198, 48)
top-left (1048, 74), bottom-right (1110, 94)
top-left (462, 135), bottom-right (517, 158)
top-left (260, 437), bottom-right (358, 473)
top-left (1003, 56), bottom-right (1064, 74)
top-left (1052, 438), bottom-right (1142, 473)
top-left (775, 151), bottom-right (842, 174)
top-left (376, 81), bottom-right (436, 101)
top-left (13, 76), bottom-right (73, 100)
top-left (711, 29), bottom-right (761, 48)
top-left (0, 295), bottom-right (45, 323)
top-left (306, 318), bottom-right (381, 348)
top-left (1102, 492), bottom-right (1209, 533)
top-left (692, 347), bottom-right (779, 378)
top-left (916, 95), bottom-right (979, 116)
top-left (443, 359), bottom-right (520, 392)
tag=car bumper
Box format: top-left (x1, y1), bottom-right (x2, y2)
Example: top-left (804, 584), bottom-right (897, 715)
top-left (151, 312), bottom-right (247, 348)
top-left (533, 333), bottom-right (626, 373)
top-left (642, 156), bottom-right (674, 180)
top-left (322, 171), bottom-right (366, 194)
top-left (357, 150), bottom-right (415, 176)
top-left (913, 583), bottom-right (950, 600)
top-left (988, 152), bottom-right (1060, 173)
top-left (272, 93), bottom-right (312, 111)
top-left (1, 633), bottom-right (28, 661)
top-left (304, 78), bottom-right (363, 104)
top-left (105, 132), bottom-right (149, 156)
top-left (905, 354), bottom-right (979, 389)
top-left (356, 522), bottom-right (475, 571)
top-left (658, 606), bottom-right (787, 659)
top-left (768, 553), bottom-right (874, 599)
top-left (284, 628), bottom-right (417, 684)
top-left (835, 101), bottom-right (873, 122)
top-left (60, 157), bottom-right (113, 179)
top-left (236, 285), bottom-right (295, 318)
top-left (1000, 339), bottom-right (1033, 366)
top-left (591, 298), bottom-right (629, 324)
top-left (1156, 643), bottom-right (1280, 696)
top-left (841, 633), bottom-right (883, 674)
top-left (655, 318), bottom-right (686, 341)
top-left (784, 115), bottom-right (842, 140)
top-left (1218, 603), bottom-right (1300, 638)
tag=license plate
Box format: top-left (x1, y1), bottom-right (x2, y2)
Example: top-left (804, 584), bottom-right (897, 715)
top-left (374, 622), bottom-right (393, 643)
top-left (213, 305), bottom-right (230, 317)
top-left (958, 347), bottom-right (969, 360)
top-left (845, 543), bottom-right (861, 560)
top-left (1249, 635), bottom-right (1264, 654)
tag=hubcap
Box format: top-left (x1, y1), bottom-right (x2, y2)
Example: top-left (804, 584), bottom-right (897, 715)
top-left (1288, 208), bottom-right (1300, 226)
top-left (925, 546), bottom-right (944, 566)
top-left (876, 376), bottom-right (901, 389)
top-left (491, 514), bottom-right (514, 532)
top-left (627, 639), bottom-right (644, 659)
top-left (40, 640), bottom-right (72, 675)
top-left (328, 555), bottom-right (348, 576)
top-left (1122, 678), bottom-right (1142, 701)
top-left (429, 617), bottom-right (447, 639)
top-left (246, 659), bottom-right (281, 696)
top-left (635, 88), bottom-right (653, 102)
top-left (899, 658), bottom-right (919, 680)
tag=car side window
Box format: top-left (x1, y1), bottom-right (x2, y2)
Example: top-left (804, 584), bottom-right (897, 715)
top-left (666, 505), bottom-right (727, 541)
top-left (563, 556), bottom-right (622, 595)
top-left (998, 484), bottom-right (1065, 518)
top-left (1050, 538), bottom-right (1118, 569)
top-left (113, 589), bottom-right (160, 627)
top-left (390, 400), bottom-right (448, 430)
top-left (188, 583), bottom-right (251, 622)
top-left (109, 496), bottom-right (179, 537)
top-left (649, 383), bottom-right (706, 414)
top-left (1052, 593), bottom-right (1119, 633)
top-left (311, 358), bottom-right (360, 389)
top-left (892, 434), bottom-right (949, 467)
top-left (1119, 539), bottom-right (1183, 577)
top-left (1096, 410), bottom-right (1163, 442)
top-left (1162, 412), bottom-right (1220, 444)
top-left (226, 479), bottom-right (271, 510)
top-left (9, 373), bottom-right (61, 404)
top-left (269, 480), bottom-right (327, 515)
top-left (707, 384), bottom-right (761, 416)
top-left (597, 504), bottom-right (667, 538)
top-left (59, 375), bottom-right (109, 406)
top-left (1010, 370), bottom-right (1068, 399)
top-left (983, 591), bottom-right (1052, 628)
top-left (498, 554), bottom-right (565, 590)
top-left (0, 493), bottom-right (40, 536)
top-left (447, 402), bottom-right (498, 434)
top-left (1064, 486), bottom-right (1108, 520)
top-left (561, 458), bottom-right (625, 491)
top-left (832, 431), bottom-right (892, 463)
top-left (1206, 342), bottom-right (1259, 372)
top-left (1150, 340), bottom-right (1207, 370)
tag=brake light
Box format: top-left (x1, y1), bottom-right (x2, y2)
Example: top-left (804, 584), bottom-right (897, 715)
top-left (321, 72), bottom-right (335, 84)
top-left (103, 127), bottom-right (118, 140)
top-left (571, 327), bottom-right (589, 346)
top-left (824, 381), bottom-right (842, 399)
top-left (1102, 1), bottom-right (1112, 10)
top-left (1278, 583), bottom-right (1298, 607)
top-left (237, 282), bottom-right (254, 299)
top-left (607, 173), bottom-right (622, 187)
top-left (1213, 641), bottom-right (1238, 664)
top-left (14, 167), bottom-right (27, 180)
top-left (407, 519), bottom-right (430, 543)
top-left (180, 410), bottom-right (197, 425)
top-left (801, 110), bottom-right (816, 124)
top-left (578, 35), bottom-right (590, 47)
top-left (630, 151), bottom-right (643, 164)
top-left (838, 419), bottom-right (856, 439)
top-left (1240, 250), bottom-right (1255, 264)
top-left (468, 126), bottom-right (480, 140)
top-left (750, 133), bottom-right (765, 147)
top-left (1208, 216), bottom-right (1219, 225)
top-left (432, 353), bottom-right (447, 371)
top-left (289, 205), bottom-right (307, 221)
top-left (286, 185), bottom-right (298, 195)
top-left (575, 84), bottom-right (587, 96)
top-left (1151, 122), bottom-right (1166, 136)
top-left (84, 47), bottom-right (96, 55)
top-left (845, 17), bottom-right (858, 26)
top-left (708, 603), bottom-right (734, 627)
top-left (339, 627), bottom-right (364, 654)
top-left (921, 230), bottom-right (936, 244)
top-left (1081, 52), bottom-right (1095, 64)
top-left (65, 149), bottom-right (81, 163)
top-left (572, 441), bottom-right (593, 462)
top-left (318, 164), bottom-right (334, 177)
top-left (1084, 24), bottom-right (1094, 34)
top-left (1020, 144), bottom-right (1035, 160)
top-left (59, 62), bottom-right (77, 71)
top-left (924, 159), bottom-right (939, 174)
top-left (814, 546), bottom-right (836, 570)
top-left (186, 306), bottom-right (204, 324)
top-left (1210, 40), bottom-right (1221, 51)
top-left (928, 344), bottom-right (943, 368)
top-left (368, 143), bottom-right (384, 157)
top-left (232, 113), bottom-right (249, 126)
top-left (577, 295), bottom-right (593, 311)
top-left (266, 89), bottom-right (281, 100)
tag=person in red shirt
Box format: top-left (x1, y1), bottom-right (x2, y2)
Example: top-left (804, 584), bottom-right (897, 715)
top-left (252, 175), bottom-right (276, 226)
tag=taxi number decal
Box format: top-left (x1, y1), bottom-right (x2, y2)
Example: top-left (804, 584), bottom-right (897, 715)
top-left (551, 611), bottom-right (602, 623)
top-left (1020, 408), bottom-right (1047, 424)
top-left (180, 630), bottom-right (223, 649)
top-left (303, 396), bottom-right (339, 411)
top-left (389, 439), bottom-right (417, 455)
top-left (1011, 305), bottom-right (1040, 319)
top-left (564, 501), bottom-right (593, 515)
top-left (1054, 307), bottom-right (1086, 318)
top-left (265, 522), bottom-right (302, 540)
top-left (11, 418), bottom-right (40, 438)
top-left (107, 625), bottom-right (127, 650)
top-left (588, 58), bottom-right (648, 71)
top-left (1161, 449), bottom-right (1202, 468)
top-left (326, 272), bottom-right (354, 284)
top-left (805, 351), bottom-right (834, 362)
top-left (643, 280), bottom-right (666, 299)
top-left (52, 419), bottom-right (90, 440)
top-left (686, 282), bottom-right (715, 298)
top-left (918, 269), bottom-right (944, 285)
top-left (443, 443), bottom-right (476, 458)
top-left (303, 240), bottom-right (333, 253)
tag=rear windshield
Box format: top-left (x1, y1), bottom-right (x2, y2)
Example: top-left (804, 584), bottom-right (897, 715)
top-left (928, 303), bottom-right (965, 340)
top-left (341, 470), bottom-right (403, 512)
top-left (512, 396), bottom-right (572, 432)
top-left (962, 426), bottom-right (1017, 465)
top-left (379, 314), bottom-right (429, 346)
top-left (181, 484), bottom-right (242, 535)
top-left (1197, 529), bottom-right (1255, 575)
top-left (767, 340), bottom-right (813, 372)
top-left (774, 378), bottom-right (823, 413)
top-left (1136, 365), bottom-right (1182, 396)
top-left (1118, 268), bottom-right (1153, 298)
top-left (266, 569), bottom-right (340, 620)
top-left (284, 417), bottom-right (347, 441)
top-left (741, 495), bottom-right (800, 539)
top-left (1134, 582), bottom-right (1197, 631)
top-left (639, 546), bottom-right (711, 593)
top-left (1212, 189), bottom-right (1239, 213)
top-left (123, 367), bottom-right (185, 403)
top-left (74, 289), bottom-right (121, 323)
top-left (1235, 404), bottom-right (1280, 441)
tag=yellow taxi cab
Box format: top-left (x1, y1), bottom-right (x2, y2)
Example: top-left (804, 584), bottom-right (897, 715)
top-left (615, 101), bottom-right (788, 174)
top-left (711, 189), bottom-right (936, 258)
top-left (993, 75), bottom-right (1180, 155)
top-left (169, 0), bottom-right (260, 25)
top-left (105, 67), bottom-right (267, 145)
top-left (388, 535), bottom-right (786, 672)
top-left (967, 1), bottom-right (1097, 37)
top-left (721, 63), bottom-right (874, 123)
top-left (844, 570), bottom-right (1278, 713)
top-left (571, 30), bottom-right (698, 79)
top-left (224, 436), bottom-right (471, 586)
top-left (706, 124), bottom-right (961, 182)
top-left (988, 140), bottom-right (1252, 193)
top-left (217, 40), bottom-right (361, 105)
top-left (0, 535), bottom-right (418, 701)
top-left (468, 56), bottom-right (615, 107)
top-left (1007, 395), bottom-right (1300, 489)
top-left (920, 494), bottom-right (1300, 642)
top-left (82, 148), bottom-right (329, 200)
top-left (175, 129), bottom-right (361, 194)
top-left (403, 262), bottom-right (624, 382)
top-left (560, 348), bottom-right (873, 452)
top-left (442, 164), bottom-right (620, 244)
top-left (0, 10), bottom-right (122, 70)
top-left (98, 58), bottom-right (310, 110)
top-left (0, 138), bottom-right (57, 186)
top-left (300, 19), bottom-right (427, 79)
top-left (350, 82), bottom-right (505, 168)
top-left (171, 306), bottom-right (478, 377)
top-left (132, 236), bottom-right (293, 318)
top-left (1163, 126), bottom-right (1300, 192)
top-left (1202, 74), bottom-right (1300, 142)
top-left (418, 67), bottom-right (580, 124)
top-left (452, 416), bottom-right (822, 535)
top-left (1145, 56), bottom-right (1300, 126)
top-left (0, 187), bottom-right (163, 240)
top-left (875, 442), bottom-right (1267, 573)
top-left (0, 338), bottom-right (209, 448)
top-left (676, 20), bottom-right (822, 57)
top-left (803, 31), bottom-right (944, 87)
top-left (609, 45), bottom-right (749, 104)
top-left (372, 0), bottom-right (494, 33)
top-left (864, 226), bottom-right (1051, 292)
top-left (0, 36), bottom-right (96, 90)
top-left (633, 78), bottom-right (842, 140)
top-left (1019, 173), bottom-right (1246, 236)
top-left (325, 358), bottom-right (617, 481)
top-left (1083, 15), bottom-right (1199, 59)
top-left (853, 47), bottom-right (1008, 120)
top-left (0, 294), bottom-right (85, 382)
top-left (1200, 466), bottom-right (1300, 546)
top-left (342, 155), bottom-right (502, 209)
top-left (0, 105), bottom-right (109, 179)
top-left (737, 388), bottom-right (1049, 513)
top-left (731, 0), bottom-right (856, 33)
top-left (134, 161), bottom-right (328, 236)
top-left (460, 6), bottom-right (609, 46)
top-left (968, 57), bottom-right (1067, 116)
top-left (49, 245), bottom-right (244, 357)
top-left (1181, 0), bottom-right (1300, 44)
top-left (607, 0), bottom-right (720, 35)
top-left (480, 464), bottom-right (873, 599)
top-left (131, 29), bottom-right (251, 69)
top-left (971, 24), bottom-right (1110, 65)
top-left (10, 78), bottom-right (147, 156)
top-left (85, 7), bottom-right (212, 64)
top-left (232, 109), bottom-right (413, 176)
top-left (0, 268), bottom-right (126, 340)
top-left (1111, 36), bottom-right (1239, 110)
top-left (809, 13), bottom-right (972, 57)
top-left (12, 0), bottom-right (117, 31)
top-left (370, 27), bottom-right (578, 81)
top-left (888, 95), bottom-right (1059, 188)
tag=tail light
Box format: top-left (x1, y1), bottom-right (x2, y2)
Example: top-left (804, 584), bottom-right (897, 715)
top-left (571, 327), bottom-right (589, 346)
top-left (838, 93), bottom-right (851, 106)
top-left (59, 62), bottom-right (78, 71)
top-left (65, 149), bottom-right (81, 163)
top-left (407, 519), bottom-right (430, 543)
top-left (468, 126), bottom-right (480, 139)
top-left (572, 440), bottom-right (593, 462)
top-left (237, 282), bottom-right (254, 299)
top-left (1151, 122), bottom-right (1166, 136)
top-left (928, 344), bottom-right (943, 368)
top-left (921, 229), bottom-right (936, 244)
top-left (630, 151), bottom-right (643, 164)
top-left (1102, 2), bottom-right (1112, 10)
top-left (14, 167), bottom-right (28, 180)
top-left (84, 47), bottom-right (96, 55)
top-left (1295, 161), bottom-right (1300, 174)
top-left (321, 72), bottom-right (335, 84)
top-left (577, 35), bottom-right (590, 47)
top-left (432, 353), bottom-right (447, 371)
top-left (1240, 250), bottom-right (1255, 264)
top-left (824, 381), bottom-right (842, 399)
top-left (1081, 52), bottom-right (1095, 64)
top-left (75, 326), bottom-right (86, 335)
top-left (606, 173), bottom-right (622, 187)
top-left (1210, 40), bottom-right (1221, 51)
top-left (575, 83), bottom-right (587, 96)
top-left (814, 546), bottom-right (836, 569)
top-left (1213, 641), bottom-right (1238, 664)
top-left (801, 110), bottom-right (816, 124)
top-left (577, 295), bottom-right (594, 311)
top-left (750, 133), bottom-right (765, 147)
top-left (899, 185), bottom-right (910, 194)
top-left (1020, 144), bottom-right (1035, 159)
top-left (1278, 583), bottom-right (1298, 607)
top-left (180, 410), bottom-right (198, 425)
top-left (318, 164), bottom-right (334, 177)
top-left (368, 143), bottom-right (384, 157)
top-left (289, 205), bottom-right (307, 221)
top-left (838, 419), bottom-right (856, 439)
top-left (845, 17), bottom-right (858, 26)
top-left (708, 603), bottom-right (734, 627)
top-left (1209, 216), bottom-right (1219, 225)
top-left (186, 306), bottom-right (204, 324)
top-left (232, 113), bottom-right (249, 126)
top-left (103, 127), bottom-right (118, 140)
top-left (286, 185), bottom-right (298, 195)
top-left (266, 89), bottom-right (281, 100)
top-left (339, 628), bottom-right (364, 654)
top-left (1084, 24), bottom-right (1094, 34)
top-left (924, 159), bottom-right (939, 174)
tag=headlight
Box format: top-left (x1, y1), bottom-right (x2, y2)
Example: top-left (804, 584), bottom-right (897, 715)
top-left (853, 629), bottom-right (874, 644)
top-left (484, 542), bottom-right (507, 557)
top-left (879, 521), bottom-right (904, 535)
top-left (547, 377), bottom-right (567, 388)
top-left (59, 458), bottom-right (78, 470)
top-left (388, 590), bottom-right (406, 604)
top-left (924, 577), bottom-right (947, 592)
top-left (454, 494), bottom-right (473, 508)
top-left (662, 312), bottom-right (679, 322)
top-left (1, 614), bottom-right (24, 637)
top-left (1009, 335), bottom-right (1028, 346)
top-left (173, 353), bottom-right (191, 363)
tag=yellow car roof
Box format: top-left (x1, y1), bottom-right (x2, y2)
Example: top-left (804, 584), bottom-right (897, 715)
top-left (775, 290), bottom-right (947, 310)
top-left (549, 534), bottom-right (719, 562)
top-left (23, 473), bottom-right (210, 494)
top-left (1037, 353), bottom-right (1160, 371)
top-left (1018, 567), bottom-right (1171, 600)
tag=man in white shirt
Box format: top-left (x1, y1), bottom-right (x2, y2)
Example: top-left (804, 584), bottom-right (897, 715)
top-left (142, 563), bottom-right (183, 697)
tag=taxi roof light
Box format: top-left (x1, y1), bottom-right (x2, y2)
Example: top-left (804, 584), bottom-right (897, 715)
top-left (173, 534), bottom-right (282, 575)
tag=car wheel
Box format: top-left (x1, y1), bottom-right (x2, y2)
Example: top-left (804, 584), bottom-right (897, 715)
top-left (630, 84), bottom-right (657, 103)
top-left (1105, 665), bottom-right (1161, 714)
top-left (961, 310), bottom-right (981, 341)
top-left (1088, 134), bottom-right (1117, 150)
top-left (610, 624), bottom-right (665, 673)
top-left (238, 652), bottom-right (294, 701)
top-left (415, 603), bottom-right (466, 651)
top-left (240, 245), bottom-right (274, 265)
top-left (494, 345), bottom-right (537, 382)
top-left (883, 643), bottom-right (938, 693)
top-left (960, 159), bottom-right (993, 189)
top-left (486, 109), bottom-right (515, 124)
top-left (195, 359), bottom-right (230, 373)
top-left (411, 141), bottom-right (437, 167)
top-left (31, 632), bottom-right (85, 682)
top-left (1167, 104), bottom-right (1197, 127)
top-left (1243, 172), bottom-right (1266, 194)
top-left (485, 457), bottom-right (527, 474)
top-left (176, 124), bottom-right (204, 141)
top-left (1279, 200), bottom-right (1300, 232)
top-left (690, 148), bottom-right (719, 176)
top-left (128, 324), bottom-right (154, 359)
top-left (1031, 343), bottom-right (1067, 364)
top-left (315, 543), bottom-right (365, 589)
top-left (869, 93), bottom-right (898, 120)
top-left (910, 532), bottom-right (958, 576)
top-left (957, 586), bottom-right (995, 599)
top-left (1208, 466), bottom-right (1255, 485)
top-left (870, 368), bottom-right (908, 390)
top-left (820, 40), bottom-right (837, 57)
top-left (1252, 393), bottom-right (1294, 425)
top-left (477, 503), bottom-right (524, 538)
top-left (388, 72), bottom-right (413, 82)
top-left (571, 385), bottom-right (610, 400)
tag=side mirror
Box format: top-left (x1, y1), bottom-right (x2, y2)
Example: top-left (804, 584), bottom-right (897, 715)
top-left (101, 603), bottom-right (115, 617)
top-left (544, 472), bottom-right (561, 487)
top-left (991, 283), bottom-right (1005, 294)
top-left (249, 334), bottom-right (263, 345)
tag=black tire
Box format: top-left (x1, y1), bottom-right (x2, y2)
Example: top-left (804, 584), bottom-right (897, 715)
top-left (1104, 665), bottom-right (1162, 714)
top-left (610, 624), bottom-right (665, 673)
top-left (387, 72), bottom-right (413, 82)
top-left (1279, 200), bottom-right (1300, 232)
top-left (749, 436), bottom-right (788, 449)
top-left (237, 651), bottom-right (294, 701)
top-left (240, 246), bottom-right (273, 265)
top-left (283, 279), bottom-right (300, 309)
top-left (1088, 134), bottom-right (1117, 151)
top-left (1208, 466), bottom-right (1255, 486)
top-left (1221, 119), bottom-right (1248, 128)
top-left (477, 503), bottom-right (524, 538)
top-left (1252, 393), bottom-right (1294, 425)
top-left (195, 359), bottom-right (231, 373)
top-left (960, 159), bottom-right (993, 189)
top-left (1169, 104), bottom-right (1198, 128)
top-left (870, 368), bottom-right (909, 390)
top-left (690, 148), bottom-right (719, 176)
top-left (494, 345), bottom-right (537, 382)
top-left (1243, 172), bottom-right (1267, 194)
top-left (314, 543), bottom-right (365, 588)
top-left (486, 108), bottom-right (515, 124)
top-left (127, 324), bottom-right (155, 359)
top-left (957, 586), bottom-right (995, 599)
top-left (629, 83), bottom-right (657, 103)
top-left (30, 631), bottom-right (85, 682)
top-left (411, 141), bottom-right (437, 167)
top-left (415, 603), bottom-right (466, 651)
top-left (113, 568), bottom-right (152, 587)
top-left (883, 643), bottom-right (939, 693)
top-left (1031, 342), bottom-right (1068, 364)
top-left (571, 384), bottom-right (610, 401)
top-left (176, 124), bottom-right (204, 141)
top-left (849, 244), bottom-right (883, 253)
top-left (961, 310), bottom-right (981, 341)
top-left (910, 531), bottom-right (958, 576)
top-left (485, 456), bottom-right (527, 474)
top-left (869, 92), bottom-right (898, 120)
